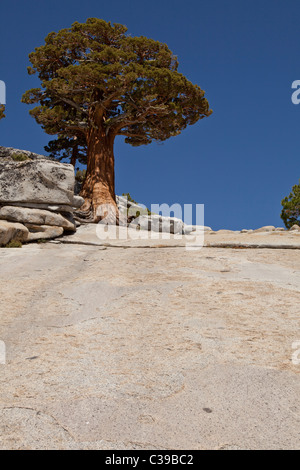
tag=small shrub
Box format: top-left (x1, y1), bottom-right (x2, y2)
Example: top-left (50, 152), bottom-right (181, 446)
top-left (5, 240), bottom-right (22, 248)
top-left (122, 193), bottom-right (138, 205)
top-left (122, 193), bottom-right (152, 216)
top-left (11, 152), bottom-right (29, 162)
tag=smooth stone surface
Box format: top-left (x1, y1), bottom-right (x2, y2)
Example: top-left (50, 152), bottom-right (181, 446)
top-left (0, 206), bottom-right (75, 231)
top-left (0, 220), bottom-right (28, 246)
top-left (60, 224), bottom-right (300, 250)
top-left (0, 243), bottom-right (299, 449)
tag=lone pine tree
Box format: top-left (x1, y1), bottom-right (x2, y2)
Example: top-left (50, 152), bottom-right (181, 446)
top-left (281, 180), bottom-right (300, 229)
top-left (22, 18), bottom-right (212, 223)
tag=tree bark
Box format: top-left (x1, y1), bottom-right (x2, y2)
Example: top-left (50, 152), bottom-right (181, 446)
top-left (78, 120), bottom-right (118, 224)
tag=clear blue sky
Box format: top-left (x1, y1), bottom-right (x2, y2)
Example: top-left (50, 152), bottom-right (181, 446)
top-left (0, 0), bottom-right (299, 230)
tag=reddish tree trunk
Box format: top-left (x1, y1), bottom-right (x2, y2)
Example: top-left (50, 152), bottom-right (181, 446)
top-left (79, 122), bottom-right (118, 224)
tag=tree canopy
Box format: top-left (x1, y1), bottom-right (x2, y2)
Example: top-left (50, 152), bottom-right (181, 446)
top-left (44, 136), bottom-right (87, 167)
top-left (22, 18), bottom-right (212, 149)
top-left (281, 180), bottom-right (300, 228)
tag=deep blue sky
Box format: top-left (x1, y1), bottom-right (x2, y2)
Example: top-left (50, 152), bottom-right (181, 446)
top-left (1, 0), bottom-right (299, 230)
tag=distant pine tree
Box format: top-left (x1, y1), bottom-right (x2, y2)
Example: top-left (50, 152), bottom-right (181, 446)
top-left (281, 180), bottom-right (300, 228)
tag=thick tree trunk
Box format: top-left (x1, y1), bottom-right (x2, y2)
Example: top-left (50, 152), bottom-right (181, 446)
top-left (78, 123), bottom-right (118, 224)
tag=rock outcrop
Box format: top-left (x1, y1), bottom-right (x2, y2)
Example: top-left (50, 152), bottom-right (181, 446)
top-left (0, 220), bottom-right (29, 246)
top-left (116, 195), bottom-right (212, 234)
top-left (0, 147), bottom-right (84, 246)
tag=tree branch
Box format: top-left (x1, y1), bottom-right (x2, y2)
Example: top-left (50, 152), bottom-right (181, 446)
top-left (53, 94), bottom-right (89, 115)
top-left (64, 123), bottom-right (88, 135)
top-left (118, 132), bottom-right (145, 138)
top-left (110, 105), bottom-right (167, 133)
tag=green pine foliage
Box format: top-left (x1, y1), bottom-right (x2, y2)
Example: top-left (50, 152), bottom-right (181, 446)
top-left (44, 136), bottom-right (87, 165)
top-left (22, 18), bottom-right (212, 152)
top-left (281, 180), bottom-right (300, 228)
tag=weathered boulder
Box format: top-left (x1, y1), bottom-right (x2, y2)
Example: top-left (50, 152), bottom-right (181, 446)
top-left (0, 159), bottom-right (74, 206)
top-left (0, 206), bottom-right (76, 231)
top-left (26, 225), bottom-right (64, 242)
top-left (290, 224), bottom-right (300, 232)
top-left (117, 196), bottom-right (212, 235)
top-left (116, 195), bottom-right (148, 218)
top-left (0, 147), bottom-right (75, 206)
top-left (0, 147), bottom-right (81, 244)
top-left (131, 214), bottom-right (184, 235)
top-left (0, 220), bottom-right (29, 246)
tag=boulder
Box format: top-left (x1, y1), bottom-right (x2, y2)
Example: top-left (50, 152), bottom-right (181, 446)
top-left (290, 224), bottom-right (300, 232)
top-left (253, 226), bottom-right (276, 233)
top-left (0, 220), bottom-right (29, 246)
top-left (26, 225), bottom-right (64, 242)
top-left (116, 195), bottom-right (148, 217)
top-left (183, 225), bottom-right (212, 234)
top-left (0, 147), bottom-right (75, 206)
top-left (131, 214), bottom-right (184, 234)
top-left (0, 146), bottom-right (80, 243)
top-left (0, 206), bottom-right (76, 231)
